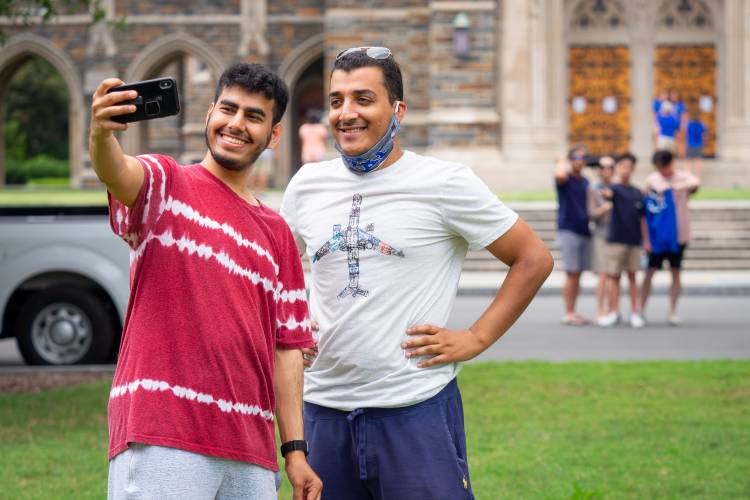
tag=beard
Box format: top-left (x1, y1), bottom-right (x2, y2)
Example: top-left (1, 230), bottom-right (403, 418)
top-left (205, 126), bottom-right (272, 172)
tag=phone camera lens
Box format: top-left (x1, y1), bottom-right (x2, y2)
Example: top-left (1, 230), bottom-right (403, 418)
top-left (145, 100), bottom-right (161, 116)
top-left (159, 80), bottom-right (172, 89)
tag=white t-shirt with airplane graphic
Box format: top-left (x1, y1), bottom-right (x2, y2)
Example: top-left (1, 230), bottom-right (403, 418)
top-left (281, 150), bottom-right (518, 411)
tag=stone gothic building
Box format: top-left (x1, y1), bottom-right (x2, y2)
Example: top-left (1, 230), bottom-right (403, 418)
top-left (1, 0), bottom-right (749, 190)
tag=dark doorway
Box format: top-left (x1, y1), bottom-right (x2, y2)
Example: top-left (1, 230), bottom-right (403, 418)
top-left (2, 56), bottom-right (69, 185)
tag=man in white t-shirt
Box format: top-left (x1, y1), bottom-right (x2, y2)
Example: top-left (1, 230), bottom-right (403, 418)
top-left (281, 47), bottom-right (552, 499)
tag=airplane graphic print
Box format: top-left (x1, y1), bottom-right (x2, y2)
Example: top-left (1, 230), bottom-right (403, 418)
top-left (312, 194), bottom-right (404, 298)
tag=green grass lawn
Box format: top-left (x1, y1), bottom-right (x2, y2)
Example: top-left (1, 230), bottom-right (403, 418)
top-left (1, 361), bottom-right (748, 499)
top-left (1, 186), bottom-right (749, 207)
top-left (691, 188), bottom-right (750, 200)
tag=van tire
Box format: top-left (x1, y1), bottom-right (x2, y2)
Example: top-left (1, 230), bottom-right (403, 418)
top-left (15, 287), bottom-right (116, 365)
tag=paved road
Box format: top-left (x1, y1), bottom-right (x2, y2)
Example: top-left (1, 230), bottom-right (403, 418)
top-left (446, 295), bottom-right (750, 361)
top-left (1, 295), bottom-right (748, 367)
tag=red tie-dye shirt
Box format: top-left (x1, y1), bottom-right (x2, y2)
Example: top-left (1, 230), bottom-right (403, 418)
top-left (107, 154), bottom-right (313, 471)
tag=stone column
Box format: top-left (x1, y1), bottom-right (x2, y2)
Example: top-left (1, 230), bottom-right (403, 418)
top-left (500, 0), bottom-right (564, 162)
top-left (630, 0), bottom-right (655, 162)
top-left (239, 0), bottom-right (269, 59)
top-left (723, 0), bottom-right (750, 159)
top-left (81, 0), bottom-right (117, 186)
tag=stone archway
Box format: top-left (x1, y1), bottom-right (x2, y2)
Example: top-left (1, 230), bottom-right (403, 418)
top-left (120, 33), bottom-right (226, 158)
top-left (277, 34), bottom-right (325, 187)
top-left (0, 33), bottom-right (84, 187)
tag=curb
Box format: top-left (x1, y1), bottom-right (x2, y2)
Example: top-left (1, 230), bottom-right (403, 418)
top-left (0, 364), bottom-right (115, 374)
top-left (457, 285), bottom-right (750, 297)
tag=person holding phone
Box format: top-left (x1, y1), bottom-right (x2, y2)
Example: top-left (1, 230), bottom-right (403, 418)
top-left (280, 47), bottom-right (552, 499)
top-left (90, 64), bottom-right (322, 500)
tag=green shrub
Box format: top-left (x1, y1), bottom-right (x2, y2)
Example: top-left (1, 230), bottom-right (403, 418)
top-left (5, 155), bottom-right (69, 185)
top-left (3, 119), bottom-right (27, 161)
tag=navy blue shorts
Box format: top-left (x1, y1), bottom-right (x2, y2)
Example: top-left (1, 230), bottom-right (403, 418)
top-left (648, 244), bottom-right (687, 269)
top-left (304, 378), bottom-right (474, 500)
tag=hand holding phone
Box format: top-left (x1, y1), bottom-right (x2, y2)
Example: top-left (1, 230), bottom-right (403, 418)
top-left (90, 78), bottom-right (137, 137)
top-left (105, 77), bottom-right (181, 124)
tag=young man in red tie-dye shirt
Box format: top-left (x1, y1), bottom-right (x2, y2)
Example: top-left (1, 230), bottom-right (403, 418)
top-left (90, 64), bottom-right (321, 500)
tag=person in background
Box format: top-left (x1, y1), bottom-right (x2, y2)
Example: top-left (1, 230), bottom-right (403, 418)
top-left (653, 89), bottom-right (668, 115)
top-left (298, 109), bottom-right (328, 165)
top-left (597, 153), bottom-right (646, 329)
top-left (655, 101), bottom-right (680, 153)
top-left (685, 109), bottom-right (706, 178)
top-left (555, 145), bottom-right (592, 326)
top-left (641, 150), bottom-right (701, 326)
top-left (587, 155), bottom-right (615, 326)
top-left (250, 148), bottom-right (273, 194)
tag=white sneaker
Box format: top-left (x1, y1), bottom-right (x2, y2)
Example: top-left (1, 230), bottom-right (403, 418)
top-left (668, 314), bottom-right (681, 326)
top-left (630, 313), bottom-right (645, 328)
top-left (597, 312), bottom-right (620, 327)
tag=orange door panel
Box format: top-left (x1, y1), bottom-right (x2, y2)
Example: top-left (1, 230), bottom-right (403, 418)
top-left (654, 45), bottom-right (717, 157)
top-left (568, 46), bottom-right (631, 156)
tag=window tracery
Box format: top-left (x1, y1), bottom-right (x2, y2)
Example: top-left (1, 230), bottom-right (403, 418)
top-left (570, 0), bottom-right (627, 31)
top-left (658, 0), bottom-right (713, 29)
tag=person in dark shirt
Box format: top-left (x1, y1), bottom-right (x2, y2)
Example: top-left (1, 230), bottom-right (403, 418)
top-left (554, 145), bottom-right (591, 325)
top-left (598, 152), bottom-right (646, 328)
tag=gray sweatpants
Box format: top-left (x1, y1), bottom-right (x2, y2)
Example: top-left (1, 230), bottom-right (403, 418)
top-left (107, 443), bottom-right (280, 500)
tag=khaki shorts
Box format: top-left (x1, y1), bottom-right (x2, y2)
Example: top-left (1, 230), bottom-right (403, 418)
top-left (592, 236), bottom-right (608, 274)
top-left (605, 243), bottom-right (641, 275)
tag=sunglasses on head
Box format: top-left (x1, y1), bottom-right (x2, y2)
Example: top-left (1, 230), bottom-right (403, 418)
top-left (336, 46), bottom-right (393, 61)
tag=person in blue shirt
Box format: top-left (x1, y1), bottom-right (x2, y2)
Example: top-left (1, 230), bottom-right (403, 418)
top-left (555, 145), bottom-right (591, 325)
top-left (652, 90), bottom-right (668, 116)
top-left (685, 110), bottom-right (706, 177)
top-left (668, 89), bottom-right (686, 123)
top-left (656, 101), bottom-right (680, 152)
top-left (596, 153), bottom-right (646, 328)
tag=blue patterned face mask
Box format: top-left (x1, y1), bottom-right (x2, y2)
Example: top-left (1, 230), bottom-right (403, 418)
top-left (336, 102), bottom-right (401, 174)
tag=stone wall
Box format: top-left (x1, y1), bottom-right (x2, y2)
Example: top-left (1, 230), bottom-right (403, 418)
top-left (1, 0), bottom-right (749, 191)
top-left (324, 3), bottom-right (431, 150)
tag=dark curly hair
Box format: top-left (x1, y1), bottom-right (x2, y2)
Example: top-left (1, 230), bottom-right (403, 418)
top-left (214, 63), bottom-right (289, 125)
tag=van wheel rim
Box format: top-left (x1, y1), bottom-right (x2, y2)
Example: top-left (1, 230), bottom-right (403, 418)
top-left (31, 303), bottom-right (92, 364)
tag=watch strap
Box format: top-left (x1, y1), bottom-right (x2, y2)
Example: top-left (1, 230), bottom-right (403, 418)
top-left (280, 439), bottom-right (309, 457)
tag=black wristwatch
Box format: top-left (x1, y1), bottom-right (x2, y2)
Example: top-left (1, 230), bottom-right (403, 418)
top-left (280, 440), bottom-right (309, 457)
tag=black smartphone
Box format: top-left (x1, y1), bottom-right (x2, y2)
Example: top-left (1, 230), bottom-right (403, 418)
top-left (584, 154), bottom-right (602, 167)
top-left (107, 77), bottom-right (181, 123)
